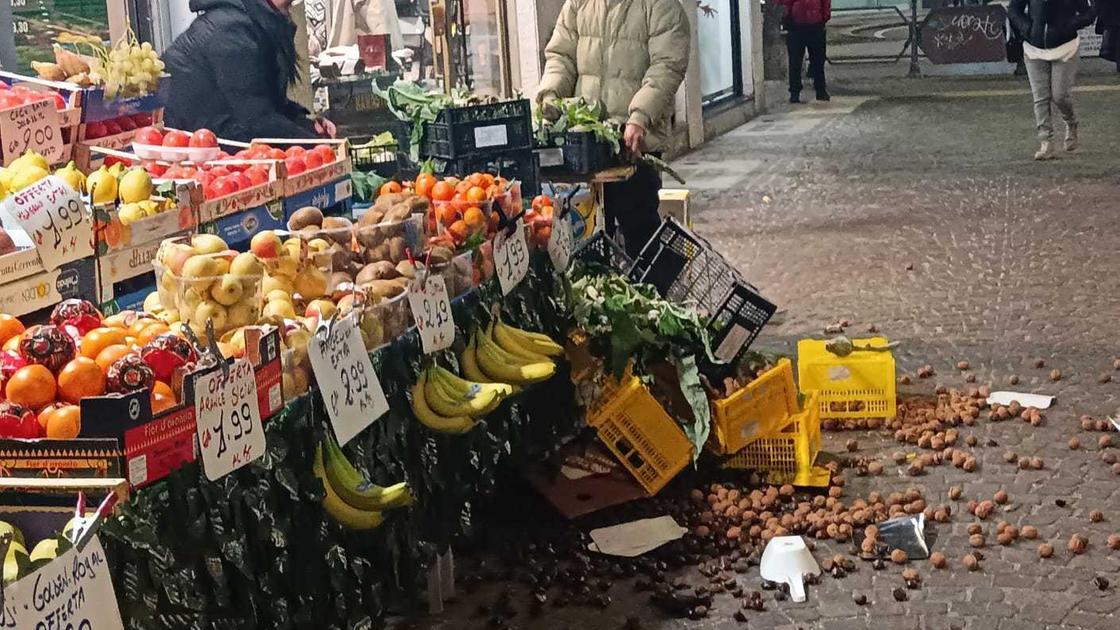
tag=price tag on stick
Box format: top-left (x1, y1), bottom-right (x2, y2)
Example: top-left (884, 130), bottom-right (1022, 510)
top-left (194, 359), bottom-right (265, 481)
top-left (547, 214), bottom-right (573, 271)
top-left (408, 272), bottom-right (455, 353)
top-left (1, 98), bottom-right (64, 166)
top-left (494, 219), bottom-right (529, 295)
top-left (308, 312), bottom-right (389, 446)
top-left (2, 175), bottom-right (94, 270)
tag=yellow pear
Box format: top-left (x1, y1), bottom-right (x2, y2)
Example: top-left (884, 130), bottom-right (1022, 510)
top-left (117, 202), bottom-right (146, 225)
top-left (86, 166), bottom-right (118, 205)
top-left (29, 539), bottom-right (60, 563)
top-left (107, 162), bottom-right (126, 178)
top-left (118, 168), bottom-right (153, 204)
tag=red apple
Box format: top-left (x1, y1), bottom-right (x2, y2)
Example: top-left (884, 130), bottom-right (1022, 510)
top-left (135, 126), bottom-right (164, 145)
top-left (190, 129), bottom-right (218, 148)
top-left (232, 172), bottom-right (253, 190)
top-left (211, 177), bottom-right (237, 198)
top-left (117, 116), bottom-right (137, 131)
top-left (268, 148), bottom-right (286, 160)
top-left (313, 144), bottom-right (336, 163)
top-left (245, 166), bottom-right (269, 186)
top-left (162, 130), bottom-right (190, 147)
top-left (285, 146), bottom-right (307, 158)
top-left (132, 112), bottom-right (154, 127)
top-left (104, 120), bottom-right (123, 136)
top-left (51, 93), bottom-right (67, 111)
top-left (85, 121), bottom-right (108, 139)
top-left (304, 151), bottom-right (324, 169)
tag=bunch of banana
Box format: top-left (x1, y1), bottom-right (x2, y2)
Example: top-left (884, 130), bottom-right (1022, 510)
top-left (409, 364), bottom-right (512, 433)
top-left (312, 437), bottom-right (412, 530)
top-left (461, 320), bottom-right (563, 386)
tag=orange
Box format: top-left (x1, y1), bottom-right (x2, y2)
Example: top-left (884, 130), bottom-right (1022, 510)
top-left (379, 181), bottom-right (402, 196)
top-left (44, 405), bottom-right (81, 439)
top-left (414, 173), bottom-right (437, 198)
top-left (95, 345), bottom-right (133, 373)
top-left (152, 380), bottom-right (174, 399)
top-left (431, 181), bottom-right (455, 202)
top-left (480, 173), bottom-right (496, 188)
top-left (6, 364), bottom-right (57, 410)
top-left (437, 203), bottom-right (460, 228)
top-left (37, 403), bottom-right (62, 431)
top-left (539, 205), bottom-right (555, 220)
top-left (531, 195), bottom-right (551, 211)
top-left (465, 186), bottom-right (487, 203)
top-left (57, 357), bottom-right (107, 403)
top-left (136, 323), bottom-right (171, 346)
top-left (102, 311), bottom-right (138, 329)
top-left (463, 206), bottom-right (486, 231)
top-left (454, 180), bottom-right (471, 196)
top-left (2, 335), bottom-right (19, 353)
top-left (447, 220), bottom-right (469, 243)
top-left (151, 391), bottom-right (176, 414)
top-left (535, 225), bottom-right (552, 246)
top-left (467, 172), bottom-right (485, 187)
top-left (0, 314), bottom-right (25, 347)
top-left (80, 327), bottom-right (130, 359)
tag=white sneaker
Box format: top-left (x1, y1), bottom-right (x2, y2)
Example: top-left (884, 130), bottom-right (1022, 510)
top-left (1034, 141), bottom-right (1055, 161)
top-left (1065, 124), bottom-right (1079, 152)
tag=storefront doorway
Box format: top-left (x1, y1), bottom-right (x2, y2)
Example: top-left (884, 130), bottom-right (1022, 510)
top-left (698, 0), bottom-right (745, 106)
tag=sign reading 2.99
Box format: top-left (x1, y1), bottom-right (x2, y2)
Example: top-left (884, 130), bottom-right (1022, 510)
top-left (308, 313), bottom-right (389, 445)
top-left (195, 359), bottom-right (264, 480)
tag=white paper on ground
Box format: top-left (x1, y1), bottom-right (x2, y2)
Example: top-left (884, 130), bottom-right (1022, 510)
top-left (986, 391), bottom-right (1055, 409)
top-left (587, 516), bottom-right (687, 557)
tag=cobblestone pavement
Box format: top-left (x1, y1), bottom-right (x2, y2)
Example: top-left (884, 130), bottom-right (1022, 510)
top-left (405, 74), bottom-right (1120, 629)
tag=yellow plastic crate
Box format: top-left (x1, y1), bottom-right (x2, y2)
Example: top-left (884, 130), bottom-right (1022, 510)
top-left (724, 391), bottom-right (829, 487)
top-left (709, 358), bottom-right (800, 455)
top-left (587, 375), bottom-right (694, 495)
top-left (797, 337), bottom-right (896, 420)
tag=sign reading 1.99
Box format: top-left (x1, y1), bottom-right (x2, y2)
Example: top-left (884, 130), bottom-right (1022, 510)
top-left (195, 359), bottom-right (264, 480)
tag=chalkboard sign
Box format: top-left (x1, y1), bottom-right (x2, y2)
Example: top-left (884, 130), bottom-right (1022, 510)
top-left (919, 5), bottom-right (1008, 65)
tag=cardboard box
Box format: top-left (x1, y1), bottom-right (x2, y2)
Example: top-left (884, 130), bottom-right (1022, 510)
top-left (200, 200), bottom-right (285, 248)
top-left (0, 256), bottom-right (97, 318)
top-left (283, 175), bottom-right (353, 218)
top-left (0, 438), bottom-right (123, 479)
top-left (658, 189), bottom-right (690, 225)
top-left (78, 87), bottom-right (163, 124)
top-left (95, 237), bottom-right (166, 304)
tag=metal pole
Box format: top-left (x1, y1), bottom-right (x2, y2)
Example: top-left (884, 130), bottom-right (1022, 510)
top-left (908, 0), bottom-right (921, 77)
top-left (0, 0), bottom-right (17, 71)
top-left (496, 0), bottom-right (514, 98)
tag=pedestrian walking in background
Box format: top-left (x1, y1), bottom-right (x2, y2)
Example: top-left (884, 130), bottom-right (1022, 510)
top-left (1009, 0), bottom-right (1096, 160)
top-left (536, 0), bottom-right (690, 257)
top-left (1097, 0), bottom-right (1120, 71)
top-left (777, 0), bottom-right (831, 103)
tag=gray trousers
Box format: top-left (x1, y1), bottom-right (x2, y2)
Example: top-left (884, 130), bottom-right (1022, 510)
top-left (1024, 55), bottom-right (1079, 141)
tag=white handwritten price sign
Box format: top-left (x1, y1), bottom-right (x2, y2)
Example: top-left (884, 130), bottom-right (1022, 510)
top-left (308, 313), bottom-right (389, 446)
top-left (407, 273), bottom-right (454, 353)
top-left (494, 219), bottom-right (529, 295)
top-left (2, 175), bottom-right (94, 270)
top-left (194, 359), bottom-right (265, 480)
top-left (1, 98), bottom-right (64, 166)
top-left (547, 214), bottom-right (573, 271)
top-left (0, 536), bottom-right (124, 630)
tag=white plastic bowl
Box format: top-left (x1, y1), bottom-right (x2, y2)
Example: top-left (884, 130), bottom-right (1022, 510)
top-left (133, 142), bottom-right (221, 163)
top-left (759, 536), bottom-right (820, 603)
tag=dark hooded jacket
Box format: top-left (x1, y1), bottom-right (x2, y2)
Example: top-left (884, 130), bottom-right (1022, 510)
top-left (1009, 0), bottom-right (1095, 50)
top-left (164, 0), bottom-right (317, 141)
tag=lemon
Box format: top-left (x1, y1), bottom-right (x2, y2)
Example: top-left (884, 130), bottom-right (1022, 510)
top-left (9, 150), bottom-right (48, 173)
top-left (10, 165), bottom-right (49, 191)
top-left (53, 161), bottom-right (86, 193)
top-left (118, 169), bottom-right (153, 204)
top-left (86, 166), bottom-right (118, 205)
top-left (118, 202), bottom-right (145, 225)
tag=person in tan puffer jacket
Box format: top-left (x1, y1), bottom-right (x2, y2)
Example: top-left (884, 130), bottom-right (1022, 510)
top-left (537, 0), bottom-right (690, 256)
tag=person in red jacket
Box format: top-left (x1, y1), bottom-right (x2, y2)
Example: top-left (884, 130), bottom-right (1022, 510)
top-left (777, 0), bottom-right (831, 103)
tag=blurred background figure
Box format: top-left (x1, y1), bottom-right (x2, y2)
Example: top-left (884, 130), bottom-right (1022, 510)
top-left (777, 0), bottom-right (831, 103)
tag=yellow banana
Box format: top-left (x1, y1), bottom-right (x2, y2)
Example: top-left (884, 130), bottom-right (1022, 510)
top-left (322, 435), bottom-right (413, 511)
top-left (313, 445), bottom-right (385, 529)
top-left (426, 368), bottom-right (499, 417)
top-left (460, 335), bottom-right (492, 383)
top-left (489, 321), bottom-right (551, 363)
top-left (410, 371), bottom-right (479, 433)
top-left (495, 319), bottom-right (565, 357)
top-left (475, 330), bottom-right (556, 384)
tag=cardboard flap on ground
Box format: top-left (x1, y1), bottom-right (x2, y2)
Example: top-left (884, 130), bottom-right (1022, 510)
top-left (526, 440), bottom-right (647, 519)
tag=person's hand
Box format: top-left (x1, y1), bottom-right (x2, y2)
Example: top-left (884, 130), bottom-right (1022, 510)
top-left (315, 118), bottom-right (337, 138)
top-left (624, 123), bottom-right (646, 155)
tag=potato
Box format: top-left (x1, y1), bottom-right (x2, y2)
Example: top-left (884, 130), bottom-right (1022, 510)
top-left (329, 272), bottom-right (353, 292)
top-left (373, 192), bottom-right (409, 211)
top-left (387, 237), bottom-right (407, 264)
top-left (367, 243), bottom-right (390, 263)
top-left (396, 260), bottom-right (417, 279)
top-left (362, 279), bottom-right (406, 300)
top-left (357, 209), bottom-right (386, 228)
top-left (384, 203), bottom-right (413, 223)
top-left (288, 206), bottom-right (324, 230)
top-left (355, 225), bottom-right (386, 250)
top-left (355, 261), bottom-right (399, 285)
top-left (329, 245), bottom-right (354, 273)
top-left (428, 246), bottom-right (454, 266)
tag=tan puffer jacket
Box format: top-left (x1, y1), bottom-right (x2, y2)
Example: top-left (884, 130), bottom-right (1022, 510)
top-left (537, 0), bottom-right (691, 151)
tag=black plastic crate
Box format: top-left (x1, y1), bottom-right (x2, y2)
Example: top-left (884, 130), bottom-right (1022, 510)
top-left (421, 99), bottom-right (533, 159)
top-left (562, 130), bottom-right (616, 174)
top-left (325, 74), bottom-right (399, 125)
top-left (427, 149), bottom-right (540, 198)
top-left (628, 218), bottom-right (776, 364)
top-left (572, 231), bottom-right (633, 272)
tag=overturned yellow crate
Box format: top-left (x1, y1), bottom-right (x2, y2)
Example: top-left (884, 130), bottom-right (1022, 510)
top-left (709, 358), bottom-right (800, 455)
top-left (797, 337), bottom-right (896, 420)
top-left (724, 391), bottom-right (830, 487)
top-left (588, 374), bottom-right (694, 495)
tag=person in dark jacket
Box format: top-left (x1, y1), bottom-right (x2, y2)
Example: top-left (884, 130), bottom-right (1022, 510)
top-left (164, 0), bottom-right (333, 141)
top-left (777, 0), bottom-right (831, 103)
top-left (1009, 0), bottom-right (1095, 159)
top-left (1097, 0), bottom-right (1120, 70)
